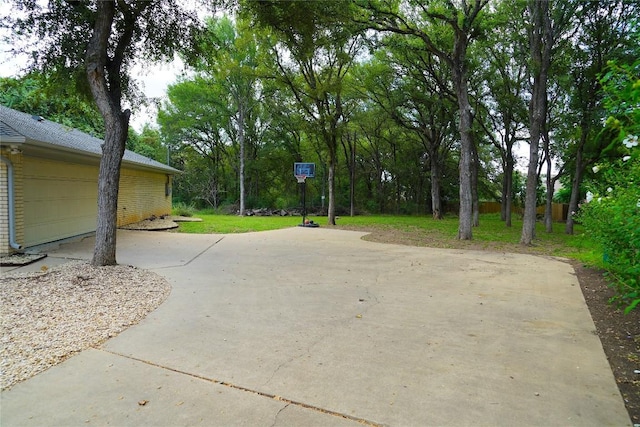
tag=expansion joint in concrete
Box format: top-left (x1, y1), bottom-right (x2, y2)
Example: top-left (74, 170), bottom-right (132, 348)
top-left (100, 348), bottom-right (385, 427)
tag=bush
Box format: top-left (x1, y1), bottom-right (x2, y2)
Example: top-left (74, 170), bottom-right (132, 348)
top-left (172, 202), bottom-right (196, 217)
top-left (579, 150), bottom-right (639, 313)
top-left (578, 59), bottom-right (640, 313)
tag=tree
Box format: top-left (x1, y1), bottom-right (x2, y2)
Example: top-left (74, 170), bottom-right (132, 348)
top-left (475, 1), bottom-right (528, 227)
top-left (520, 0), bottom-right (588, 244)
top-left (358, 0), bottom-right (489, 239)
top-left (127, 125), bottom-right (166, 163)
top-left (6, 0), bottom-right (202, 265)
top-left (243, 0), bottom-right (365, 225)
top-left (159, 77), bottom-right (233, 209)
top-left (579, 58), bottom-right (640, 313)
top-left (187, 17), bottom-right (263, 216)
top-left (520, 0), bottom-right (553, 245)
top-left (562, 0), bottom-right (638, 235)
top-left (0, 73), bottom-right (104, 138)
top-left (358, 36), bottom-right (458, 219)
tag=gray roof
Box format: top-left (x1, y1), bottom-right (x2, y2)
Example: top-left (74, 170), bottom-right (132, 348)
top-left (0, 104), bottom-right (178, 174)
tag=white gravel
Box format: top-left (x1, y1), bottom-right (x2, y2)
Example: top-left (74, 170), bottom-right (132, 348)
top-left (0, 261), bottom-right (171, 390)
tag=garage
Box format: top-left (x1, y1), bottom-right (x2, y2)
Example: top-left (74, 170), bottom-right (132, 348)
top-left (1, 105), bottom-right (178, 255)
top-left (22, 157), bottom-right (98, 247)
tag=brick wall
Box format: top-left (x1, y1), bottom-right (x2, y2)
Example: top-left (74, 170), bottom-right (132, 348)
top-left (1, 149), bottom-right (172, 254)
top-left (0, 150), bottom-right (24, 255)
top-left (117, 168), bottom-right (172, 226)
top-left (0, 157), bottom-right (8, 255)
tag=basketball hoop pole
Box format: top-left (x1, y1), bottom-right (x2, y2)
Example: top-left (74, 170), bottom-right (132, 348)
top-left (294, 163), bottom-right (318, 227)
top-left (296, 175), bottom-right (307, 225)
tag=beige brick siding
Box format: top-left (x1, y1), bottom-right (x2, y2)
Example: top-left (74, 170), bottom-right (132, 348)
top-left (22, 157), bottom-right (98, 247)
top-left (117, 169), bottom-right (171, 226)
top-left (0, 151), bottom-right (172, 253)
top-left (0, 150), bottom-right (24, 255)
top-left (0, 157), bottom-right (8, 255)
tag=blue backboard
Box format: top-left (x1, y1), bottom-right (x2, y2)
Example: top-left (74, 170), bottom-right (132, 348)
top-left (294, 162), bottom-right (315, 178)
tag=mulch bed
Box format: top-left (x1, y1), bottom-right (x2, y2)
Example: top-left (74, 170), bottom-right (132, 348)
top-left (573, 262), bottom-right (639, 425)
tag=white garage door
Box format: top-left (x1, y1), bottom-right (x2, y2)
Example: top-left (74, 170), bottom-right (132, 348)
top-left (23, 157), bottom-right (98, 247)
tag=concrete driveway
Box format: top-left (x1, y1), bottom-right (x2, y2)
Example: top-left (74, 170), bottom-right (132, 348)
top-left (0, 228), bottom-right (631, 426)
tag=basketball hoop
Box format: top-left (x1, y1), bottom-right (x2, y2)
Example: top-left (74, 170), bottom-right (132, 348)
top-left (295, 174), bottom-right (307, 184)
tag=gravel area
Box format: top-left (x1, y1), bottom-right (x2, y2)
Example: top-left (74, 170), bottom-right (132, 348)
top-left (0, 261), bottom-right (171, 390)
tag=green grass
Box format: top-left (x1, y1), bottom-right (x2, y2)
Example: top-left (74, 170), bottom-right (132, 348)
top-left (335, 213), bottom-right (601, 263)
top-left (175, 213), bottom-right (299, 234)
top-left (174, 211), bottom-right (603, 266)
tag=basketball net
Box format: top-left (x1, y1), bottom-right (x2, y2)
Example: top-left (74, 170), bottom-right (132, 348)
top-left (295, 174), bottom-right (307, 184)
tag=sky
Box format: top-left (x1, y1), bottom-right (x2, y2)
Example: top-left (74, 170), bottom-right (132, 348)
top-left (0, 1), bottom-right (198, 132)
top-left (0, 48), bottom-right (183, 132)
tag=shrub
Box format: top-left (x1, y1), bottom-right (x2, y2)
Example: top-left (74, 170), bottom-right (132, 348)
top-left (579, 151), bottom-right (639, 313)
top-left (172, 202), bottom-right (196, 217)
top-left (579, 59), bottom-right (640, 313)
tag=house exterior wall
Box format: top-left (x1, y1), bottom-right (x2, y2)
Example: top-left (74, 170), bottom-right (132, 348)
top-left (0, 153), bottom-right (172, 255)
top-left (0, 157), bottom-right (8, 255)
top-left (13, 154), bottom-right (24, 251)
top-left (22, 156), bottom-right (98, 247)
top-left (117, 169), bottom-right (172, 226)
top-left (0, 150), bottom-right (25, 256)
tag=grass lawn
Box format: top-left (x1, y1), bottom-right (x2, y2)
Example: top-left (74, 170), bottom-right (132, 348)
top-left (174, 213), bottom-right (298, 234)
top-left (173, 211), bottom-right (603, 267)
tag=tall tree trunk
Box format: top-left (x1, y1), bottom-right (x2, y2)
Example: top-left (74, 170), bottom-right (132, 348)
top-left (471, 140), bottom-right (480, 227)
top-left (349, 137), bottom-right (356, 217)
top-left (544, 157), bottom-right (553, 232)
top-left (453, 46), bottom-right (474, 240)
top-left (501, 156), bottom-right (508, 221)
top-left (238, 103), bottom-right (246, 216)
top-left (342, 132), bottom-right (357, 217)
top-left (504, 153), bottom-right (514, 227)
top-left (543, 129), bottom-right (554, 233)
top-left (521, 0), bottom-right (551, 245)
top-left (86, 0), bottom-right (128, 266)
top-left (327, 146), bottom-right (337, 225)
top-left (92, 116), bottom-right (128, 266)
top-left (565, 139), bottom-right (586, 234)
top-left (430, 153), bottom-right (442, 219)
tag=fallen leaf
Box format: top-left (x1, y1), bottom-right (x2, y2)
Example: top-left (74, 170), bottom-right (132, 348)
top-left (138, 400), bottom-right (149, 406)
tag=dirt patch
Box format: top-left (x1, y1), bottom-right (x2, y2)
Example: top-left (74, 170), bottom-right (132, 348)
top-left (119, 215), bottom-right (201, 231)
top-left (572, 261), bottom-right (640, 425)
top-left (0, 253), bottom-right (47, 267)
top-left (335, 224), bottom-right (640, 424)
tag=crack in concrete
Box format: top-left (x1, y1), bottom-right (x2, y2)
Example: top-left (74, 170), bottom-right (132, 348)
top-left (154, 236), bottom-right (225, 269)
top-left (100, 348), bottom-right (384, 427)
top-left (270, 402), bottom-right (290, 427)
top-left (261, 284), bottom-right (382, 389)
